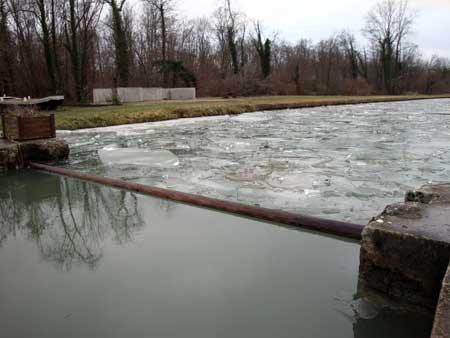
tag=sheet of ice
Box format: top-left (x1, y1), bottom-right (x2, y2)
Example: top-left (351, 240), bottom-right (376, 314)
top-left (62, 99), bottom-right (450, 224)
top-left (98, 146), bottom-right (179, 167)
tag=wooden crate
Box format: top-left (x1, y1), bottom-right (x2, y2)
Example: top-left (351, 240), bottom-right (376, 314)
top-left (1, 114), bottom-right (56, 141)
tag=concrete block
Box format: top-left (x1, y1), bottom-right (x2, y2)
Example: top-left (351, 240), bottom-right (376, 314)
top-left (162, 88), bottom-right (170, 100)
top-left (432, 264), bottom-right (450, 338)
top-left (93, 88), bottom-right (113, 104)
top-left (0, 138), bottom-right (69, 170)
top-left (20, 138), bottom-right (69, 163)
top-left (93, 87), bottom-right (196, 103)
top-left (359, 184), bottom-right (450, 310)
top-left (167, 88), bottom-right (196, 100)
top-left (117, 87), bottom-right (143, 103)
top-left (0, 139), bottom-right (19, 170)
top-left (142, 88), bottom-right (164, 101)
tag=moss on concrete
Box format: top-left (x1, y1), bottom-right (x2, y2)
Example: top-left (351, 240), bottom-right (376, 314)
top-left (20, 139), bottom-right (69, 163)
top-left (0, 138), bottom-right (69, 169)
top-left (0, 140), bottom-right (19, 170)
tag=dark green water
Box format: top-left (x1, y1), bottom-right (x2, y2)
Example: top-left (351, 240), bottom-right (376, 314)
top-left (0, 171), bottom-right (433, 338)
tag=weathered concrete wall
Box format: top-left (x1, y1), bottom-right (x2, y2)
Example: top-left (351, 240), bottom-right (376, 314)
top-left (93, 89), bottom-right (113, 104)
top-left (359, 184), bottom-right (450, 310)
top-left (0, 139), bottom-right (19, 169)
top-left (162, 88), bottom-right (170, 100)
top-left (117, 87), bottom-right (143, 103)
top-left (142, 88), bottom-right (164, 101)
top-left (20, 139), bottom-right (69, 163)
top-left (166, 88), bottom-right (196, 100)
top-left (432, 264), bottom-right (450, 338)
top-left (93, 87), bottom-right (196, 104)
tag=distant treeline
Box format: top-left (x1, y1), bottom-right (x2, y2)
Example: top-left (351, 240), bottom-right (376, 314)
top-left (0, 0), bottom-right (449, 102)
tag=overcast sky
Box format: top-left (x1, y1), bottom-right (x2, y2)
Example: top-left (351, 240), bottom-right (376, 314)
top-left (130, 0), bottom-right (450, 59)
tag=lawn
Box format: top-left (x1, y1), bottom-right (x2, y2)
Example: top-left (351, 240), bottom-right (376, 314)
top-left (53, 94), bottom-right (450, 130)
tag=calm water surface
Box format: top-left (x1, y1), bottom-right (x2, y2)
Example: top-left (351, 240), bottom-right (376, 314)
top-left (0, 172), bottom-right (433, 338)
top-left (60, 99), bottom-right (450, 224)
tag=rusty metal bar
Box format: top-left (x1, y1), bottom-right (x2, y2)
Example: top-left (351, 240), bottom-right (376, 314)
top-left (29, 162), bottom-right (364, 240)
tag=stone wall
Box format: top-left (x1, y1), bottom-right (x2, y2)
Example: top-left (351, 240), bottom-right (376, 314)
top-left (93, 87), bottom-right (196, 104)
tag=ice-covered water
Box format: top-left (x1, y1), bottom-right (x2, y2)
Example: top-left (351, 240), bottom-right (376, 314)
top-left (60, 99), bottom-right (450, 224)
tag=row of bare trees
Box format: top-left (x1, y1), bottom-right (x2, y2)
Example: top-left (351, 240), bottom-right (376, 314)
top-left (0, 0), bottom-right (449, 102)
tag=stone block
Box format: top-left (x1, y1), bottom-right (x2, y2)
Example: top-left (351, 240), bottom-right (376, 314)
top-left (166, 88), bottom-right (196, 100)
top-left (20, 138), bottom-right (69, 163)
top-left (142, 88), bottom-right (164, 101)
top-left (1, 138), bottom-right (69, 170)
top-left (93, 87), bottom-right (196, 103)
top-left (117, 87), bottom-right (143, 103)
top-left (432, 264), bottom-right (450, 338)
top-left (93, 88), bottom-right (113, 104)
top-left (0, 140), bottom-right (19, 170)
top-left (359, 184), bottom-right (450, 310)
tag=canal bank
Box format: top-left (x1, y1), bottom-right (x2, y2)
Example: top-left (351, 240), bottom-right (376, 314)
top-left (55, 94), bottom-right (450, 130)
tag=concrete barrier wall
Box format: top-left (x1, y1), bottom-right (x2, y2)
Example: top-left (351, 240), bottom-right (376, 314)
top-left (117, 88), bottom-right (143, 103)
top-left (432, 264), bottom-right (450, 338)
top-left (93, 89), bottom-right (113, 104)
top-left (142, 88), bottom-right (164, 101)
top-left (162, 89), bottom-right (170, 100)
top-left (93, 87), bottom-right (196, 104)
top-left (167, 88), bottom-right (196, 100)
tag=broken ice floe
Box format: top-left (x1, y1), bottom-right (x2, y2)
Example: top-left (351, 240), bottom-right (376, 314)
top-left (98, 146), bottom-right (179, 167)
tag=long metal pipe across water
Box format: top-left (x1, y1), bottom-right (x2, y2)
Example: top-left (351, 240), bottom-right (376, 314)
top-left (29, 162), bottom-right (364, 240)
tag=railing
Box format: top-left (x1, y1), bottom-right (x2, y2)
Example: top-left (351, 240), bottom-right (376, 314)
top-left (29, 162), bottom-right (364, 240)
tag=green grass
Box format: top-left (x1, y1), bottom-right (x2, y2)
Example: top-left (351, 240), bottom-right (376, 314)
top-left (54, 95), bottom-right (450, 130)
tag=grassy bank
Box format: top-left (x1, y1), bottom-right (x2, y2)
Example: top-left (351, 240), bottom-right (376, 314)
top-left (55, 95), bottom-right (450, 130)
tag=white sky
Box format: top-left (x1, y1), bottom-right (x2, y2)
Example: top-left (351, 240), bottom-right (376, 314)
top-left (130, 0), bottom-right (450, 59)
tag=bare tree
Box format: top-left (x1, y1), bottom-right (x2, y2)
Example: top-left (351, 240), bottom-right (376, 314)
top-left (29, 0), bottom-right (61, 93)
top-left (0, 0), bottom-right (15, 95)
top-left (363, 0), bottom-right (415, 94)
top-left (8, 0), bottom-right (42, 95)
top-left (103, 0), bottom-right (130, 87)
top-left (62, 0), bottom-right (103, 102)
top-left (253, 22), bottom-right (271, 79)
top-left (142, 0), bottom-right (175, 87)
top-left (0, 0), bottom-right (448, 99)
top-left (213, 0), bottom-right (246, 77)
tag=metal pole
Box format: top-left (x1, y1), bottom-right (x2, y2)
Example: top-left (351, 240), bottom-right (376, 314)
top-left (29, 162), bottom-right (364, 240)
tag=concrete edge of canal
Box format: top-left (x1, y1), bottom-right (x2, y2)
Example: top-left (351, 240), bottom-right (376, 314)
top-left (0, 138), bottom-right (69, 169)
top-left (432, 264), bottom-right (450, 338)
top-left (359, 184), bottom-right (450, 337)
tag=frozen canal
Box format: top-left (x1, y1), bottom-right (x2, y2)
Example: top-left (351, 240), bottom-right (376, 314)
top-left (61, 99), bottom-right (450, 224)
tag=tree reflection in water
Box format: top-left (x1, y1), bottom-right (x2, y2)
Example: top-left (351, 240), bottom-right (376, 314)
top-left (0, 172), bottom-right (144, 271)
